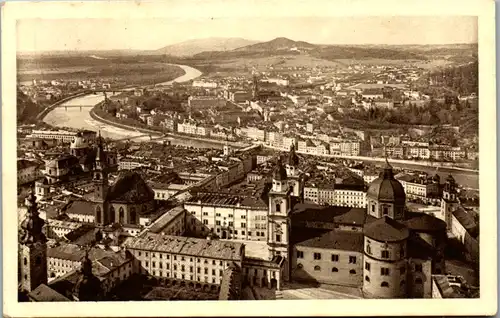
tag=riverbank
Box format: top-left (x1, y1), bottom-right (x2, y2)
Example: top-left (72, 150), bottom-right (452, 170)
top-left (90, 105), bottom-right (250, 148)
top-left (263, 144), bottom-right (479, 174)
top-left (35, 91), bottom-right (89, 121)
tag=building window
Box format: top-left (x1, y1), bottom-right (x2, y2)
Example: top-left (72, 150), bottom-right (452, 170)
top-left (371, 204), bottom-right (375, 212)
top-left (203, 220), bottom-right (208, 225)
top-left (366, 244), bottom-right (371, 254)
top-left (349, 256), bottom-right (356, 264)
top-left (297, 251), bottom-right (304, 259)
top-left (276, 234), bottom-right (281, 242)
top-left (23, 257), bottom-right (27, 265)
top-left (204, 268), bottom-right (208, 274)
top-left (415, 264), bottom-right (423, 272)
top-left (365, 276), bottom-right (370, 282)
top-left (297, 263), bottom-right (303, 269)
top-left (314, 265), bottom-right (321, 271)
top-left (383, 206), bottom-right (388, 215)
top-left (365, 262), bottom-right (371, 271)
top-left (174, 265), bottom-right (177, 271)
top-left (219, 270), bottom-right (223, 276)
top-left (216, 221), bottom-right (221, 226)
top-left (332, 267), bottom-right (338, 272)
top-left (152, 262), bottom-right (156, 268)
top-left (119, 207), bottom-right (125, 224)
top-left (349, 269), bottom-right (356, 275)
top-left (381, 250), bottom-right (390, 258)
top-left (331, 254), bottom-right (339, 262)
top-left (381, 268), bottom-right (390, 276)
top-left (276, 203), bottom-right (281, 212)
top-left (197, 267), bottom-right (201, 274)
top-left (381, 282), bottom-right (389, 287)
top-left (313, 253), bottom-right (321, 260)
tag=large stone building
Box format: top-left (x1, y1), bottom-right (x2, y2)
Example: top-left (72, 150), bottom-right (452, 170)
top-left (290, 161), bottom-right (448, 298)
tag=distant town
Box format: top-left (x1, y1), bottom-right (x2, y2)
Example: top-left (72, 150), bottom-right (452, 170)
top-left (16, 36), bottom-right (480, 302)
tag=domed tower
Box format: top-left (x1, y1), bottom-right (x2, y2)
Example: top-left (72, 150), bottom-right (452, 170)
top-left (366, 160), bottom-right (406, 220)
top-left (438, 174), bottom-right (458, 230)
top-left (267, 158), bottom-right (292, 280)
top-left (285, 145), bottom-right (303, 199)
top-left (363, 216), bottom-right (409, 298)
top-left (19, 187), bottom-right (48, 292)
top-left (72, 250), bottom-right (103, 301)
top-left (70, 132), bottom-right (90, 158)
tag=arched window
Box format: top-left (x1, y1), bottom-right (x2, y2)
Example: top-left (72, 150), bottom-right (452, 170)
top-left (366, 244), bottom-right (371, 254)
top-left (381, 282), bottom-right (389, 287)
top-left (331, 267), bottom-right (338, 272)
top-left (110, 207), bottom-right (115, 223)
top-left (275, 203), bottom-right (281, 212)
top-left (119, 207), bottom-right (125, 224)
top-left (95, 173), bottom-right (100, 180)
top-left (314, 265), bottom-right (321, 271)
top-left (365, 276), bottom-right (370, 282)
top-left (415, 278), bottom-right (423, 284)
top-left (96, 206), bottom-right (102, 224)
top-left (130, 207), bottom-right (136, 224)
top-left (349, 269), bottom-right (356, 275)
top-left (23, 257), bottom-right (27, 265)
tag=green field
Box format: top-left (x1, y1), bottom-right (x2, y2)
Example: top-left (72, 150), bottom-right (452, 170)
top-left (17, 56), bottom-right (185, 85)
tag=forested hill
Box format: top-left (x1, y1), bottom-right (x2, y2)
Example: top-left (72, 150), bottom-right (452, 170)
top-left (427, 61), bottom-right (478, 96)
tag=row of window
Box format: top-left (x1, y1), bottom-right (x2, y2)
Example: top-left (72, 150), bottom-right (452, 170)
top-left (136, 252), bottom-right (226, 266)
top-left (195, 212), bottom-right (247, 219)
top-left (297, 264), bottom-right (356, 274)
top-left (149, 270), bottom-right (222, 284)
top-left (298, 251), bottom-right (357, 264)
top-left (365, 246), bottom-right (402, 259)
top-left (365, 262), bottom-right (421, 273)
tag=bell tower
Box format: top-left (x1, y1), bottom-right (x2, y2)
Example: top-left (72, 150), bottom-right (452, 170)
top-left (439, 174), bottom-right (458, 230)
top-left (19, 187), bottom-right (48, 293)
top-left (268, 158), bottom-right (292, 280)
top-left (285, 144), bottom-right (303, 199)
top-left (92, 132), bottom-right (109, 225)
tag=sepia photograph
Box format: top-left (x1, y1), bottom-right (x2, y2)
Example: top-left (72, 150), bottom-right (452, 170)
top-left (2, 0), bottom-right (497, 316)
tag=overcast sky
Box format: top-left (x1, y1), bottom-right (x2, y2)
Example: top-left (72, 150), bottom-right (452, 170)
top-left (17, 16), bottom-right (478, 52)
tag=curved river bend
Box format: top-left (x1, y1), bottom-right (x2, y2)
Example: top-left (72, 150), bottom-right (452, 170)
top-left (42, 64), bottom-right (479, 189)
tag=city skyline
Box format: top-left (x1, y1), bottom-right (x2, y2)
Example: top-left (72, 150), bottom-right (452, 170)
top-left (17, 16), bottom-right (477, 53)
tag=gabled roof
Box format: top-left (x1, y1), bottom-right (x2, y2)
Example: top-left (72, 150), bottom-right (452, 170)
top-left (28, 284), bottom-right (70, 302)
top-left (106, 171), bottom-right (155, 203)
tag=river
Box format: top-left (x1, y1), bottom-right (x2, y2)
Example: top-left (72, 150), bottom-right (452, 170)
top-left (43, 64), bottom-right (223, 149)
top-left (42, 64), bottom-right (479, 189)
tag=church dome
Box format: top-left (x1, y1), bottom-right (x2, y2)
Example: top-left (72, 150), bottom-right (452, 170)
top-left (364, 216), bottom-right (409, 242)
top-left (70, 132), bottom-right (88, 150)
top-left (366, 164), bottom-right (406, 205)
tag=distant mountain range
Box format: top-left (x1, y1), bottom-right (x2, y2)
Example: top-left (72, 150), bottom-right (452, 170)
top-left (155, 37), bottom-right (259, 56)
top-left (17, 37), bottom-right (477, 63)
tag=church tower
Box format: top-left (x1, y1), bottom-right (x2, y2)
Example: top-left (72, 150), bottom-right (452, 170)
top-left (252, 74), bottom-right (259, 100)
top-left (285, 144), bottom-right (303, 200)
top-left (92, 133), bottom-right (109, 226)
top-left (19, 188), bottom-right (48, 293)
top-left (439, 174), bottom-right (458, 231)
top-left (267, 158), bottom-right (292, 280)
